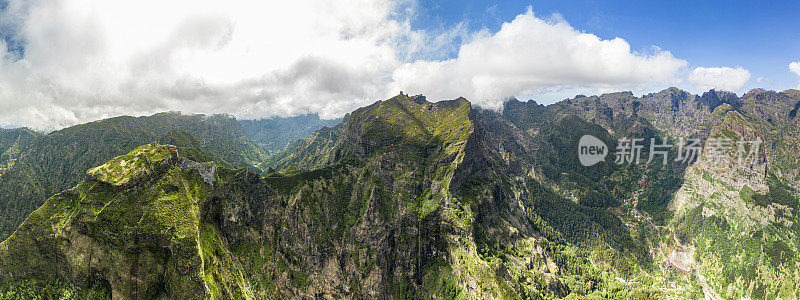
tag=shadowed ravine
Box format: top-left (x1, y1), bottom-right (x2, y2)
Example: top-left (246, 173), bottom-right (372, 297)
top-left (0, 89), bottom-right (798, 298)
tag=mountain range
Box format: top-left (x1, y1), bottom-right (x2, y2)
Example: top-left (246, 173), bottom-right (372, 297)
top-left (0, 88), bottom-right (798, 299)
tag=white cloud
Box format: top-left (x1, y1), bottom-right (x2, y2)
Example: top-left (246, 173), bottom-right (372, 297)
top-left (390, 8), bottom-right (688, 109)
top-left (790, 61), bottom-right (800, 87)
top-left (0, 0), bottom-right (419, 130)
top-left (688, 66), bottom-right (751, 92)
top-left (0, 2), bottom-right (691, 130)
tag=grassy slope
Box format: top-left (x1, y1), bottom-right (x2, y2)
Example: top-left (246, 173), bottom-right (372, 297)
top-left (666, 92), bottom-right (800, 299)
top-left (260, 94), bottom-right (668, 298)
top-left (0, 129), bottom-right (38, 179)
top-left (0, 95), bottom-right (673, 299)
top-left (0, 95), bottom-right (477, 298)
top-left (0, 113), bottom-right (268, 241)
top-left (0, 89), bottom-right (797, 299)
top-left (0, 143), bottom-right (263, 299)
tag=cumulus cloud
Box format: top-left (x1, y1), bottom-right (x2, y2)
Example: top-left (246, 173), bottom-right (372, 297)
top-left (390, 8), bottom-right (688, 109)
top-left (688, 66), bottom-right (751, 92)
top-left (790, 61), bottom-right (800, 87)
top-left (0, 0), bottom-right (417, 130)
top-left (0, 2), bottom-right (691, 130)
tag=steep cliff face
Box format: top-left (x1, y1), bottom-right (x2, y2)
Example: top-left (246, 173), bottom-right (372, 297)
top-left (546, 87), bottom-right (800, 298)
top-left (257, 94), bottom-right (665, 298)
top-left (0, 94), bottom-right (483, 298)
top-left (0, 144), bottom-right (215, 298)
top-left (483, 88), bottom-right (800, 298)
top-left (0, 113), bottom-right (272, 242)
top-left (250, 93), bottom-right (479, 297)
top-left (0, 128), bottom-right (37, 179)
top-left (666, 92), bottom-right (800, 299)
top-left (0, 89), bottom-right (798, 299)
top-left (0, 94), bottom-right (659, 299)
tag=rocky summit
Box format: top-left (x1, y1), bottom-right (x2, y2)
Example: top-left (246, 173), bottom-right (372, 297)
top-left (0, 89), bottom-right (798, 299)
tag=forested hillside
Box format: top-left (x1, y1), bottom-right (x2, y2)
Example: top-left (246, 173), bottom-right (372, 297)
top-left (0, 113), bottom-right (270, 241)
top-left (0, 89), bottom-right (798, 299)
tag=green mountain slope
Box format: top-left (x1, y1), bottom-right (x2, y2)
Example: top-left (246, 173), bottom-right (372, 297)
top-left (0, 128), bottom-right (38, 179)
top-left (0, 143), bottom-right (219, 298)
top-left (0, 89), bottom-right (798, 299)
top-left (665, 91), bottom-right (800, 298)
top-left (1, 94), bottom-right (663, 298)
top-left (0, 113), bottom-right (269, 241)
top-left (535, 88), bottom-right (800, 298)
top-left (0, 95), bottom-right (481, 298)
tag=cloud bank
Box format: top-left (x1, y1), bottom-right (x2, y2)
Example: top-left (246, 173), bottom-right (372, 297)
top-left (791, 61), bottom-right (800, 87)
top-left (688, 66), bottom-right (751, 92)
top-left (0, 0), bottom-right (413, 130)
top-left (0, 1), bottom-right (749, 130)
top-left (391, 9), bottom-right (688, 109)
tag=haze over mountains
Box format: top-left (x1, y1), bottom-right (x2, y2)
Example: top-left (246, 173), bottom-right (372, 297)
top-left (0, 87), bottom-right (798, 299)
top-left (0, 113), bottom-right (340, 241)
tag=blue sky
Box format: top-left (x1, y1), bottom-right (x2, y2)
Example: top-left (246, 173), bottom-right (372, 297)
top-left (411, 0), bottom-right (800, 92)
top-left (0, 0), bottom-right (799, 130)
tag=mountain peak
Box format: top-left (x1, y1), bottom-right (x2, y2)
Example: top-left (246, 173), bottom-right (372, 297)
top-left (411, 94), bottom-right (428, 104)
top-left (700, 89), bottom-right (740, 110)
top-left (742, 88), bottom-right (783, 100)
top-left (601, 91), bottom-right (633, 97)
top-left (659, 86), bottom-right (689, 95)
top-left (86, 143), bottom-right (177, 187)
